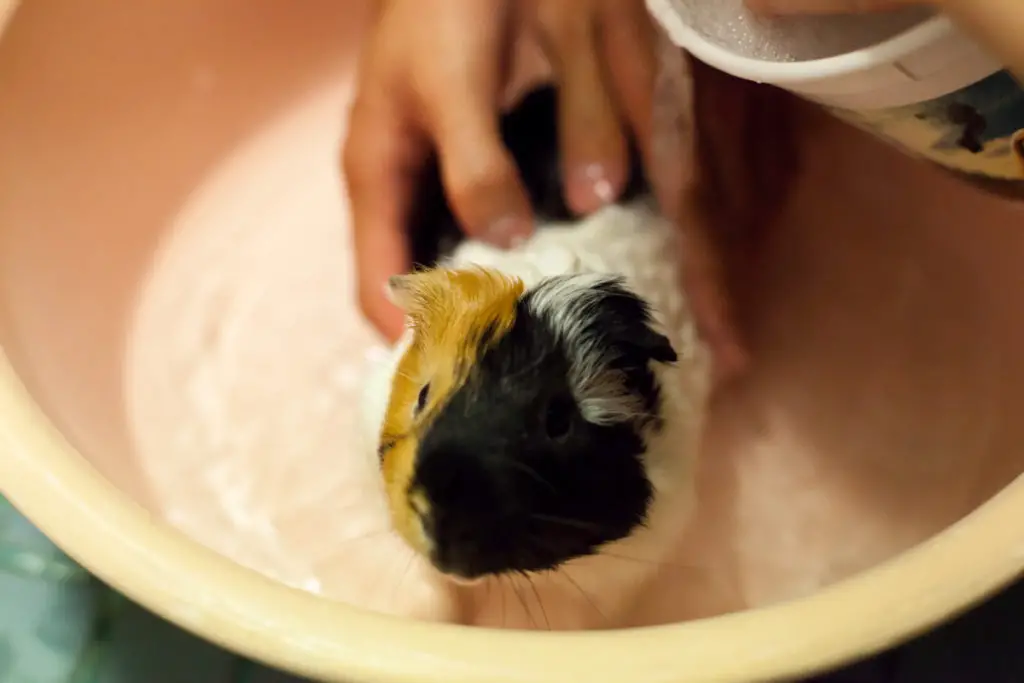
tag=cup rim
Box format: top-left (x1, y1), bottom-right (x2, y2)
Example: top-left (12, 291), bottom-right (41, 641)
top-left (2, 344), bottom-right (1024, 683)
top-left (655, 9), bottom-right (952, 87)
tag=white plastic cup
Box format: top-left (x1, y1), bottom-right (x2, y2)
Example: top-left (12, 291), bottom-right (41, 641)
top-left (647, 1), bottom-right (1024, 181)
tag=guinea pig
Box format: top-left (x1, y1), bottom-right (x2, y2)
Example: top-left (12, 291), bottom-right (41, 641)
top-left (359, 85), bottom-right (710, 630)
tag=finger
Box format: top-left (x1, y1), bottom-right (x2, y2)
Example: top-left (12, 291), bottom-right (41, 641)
top-left (355, 228), bottom-right (410, 342)
top-left (683, 64), bottom-right (747, 381)
top-left (746, 0), bottom-right (923, 14)
top-left (598, 0), bottom-right (659, 171)
top-left (414, 0), bottom-right (534, 247)
top-left (343, 82), bottom-right (419, 342)
top-left (689, 58), bottom-right (798, 236)
top-left (678, 193), bottom-right (750, 386)
top-left (644, 24), bottom-right (697, 225)
top-left (534, 1), bottom-right (628, 216)
top-left (502, 30), bottom-right (554, 109)
top-left (681, 58), bottom-right (801, 382)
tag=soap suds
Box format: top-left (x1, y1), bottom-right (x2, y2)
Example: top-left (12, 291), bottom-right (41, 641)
top-left (124, 86), bottom-right (457, 622)
top-left (664, 0), bottom-right (934, 62)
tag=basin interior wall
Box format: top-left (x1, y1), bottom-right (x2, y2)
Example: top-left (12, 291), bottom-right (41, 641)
top-left (0, 0), bottom-right (372, 507)
top-left (2, 0), bottom-right (1024, 657)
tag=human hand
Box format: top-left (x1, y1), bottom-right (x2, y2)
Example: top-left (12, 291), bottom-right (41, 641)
top-left (671, 56), bottom-right (800, 386)
top-left (343, 0), bottom-right (659, 342)
top-left (684, 0), bottom-right (1024, 386)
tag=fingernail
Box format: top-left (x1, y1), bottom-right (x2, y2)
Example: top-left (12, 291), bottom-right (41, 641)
top-left (695, 314), bottom-right (748, 379)
top-left (712, 336), bottom-right (750, 386)
top-left (568, 163), bottom-right (619, 214)
top-left (721, 340), bottom-right (749, 375)
top-left (586, 164), bottom-right (616, 205)
top-left (484, 216), bottom-right (532, 249)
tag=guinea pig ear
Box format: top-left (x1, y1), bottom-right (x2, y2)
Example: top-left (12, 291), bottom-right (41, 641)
top-left (590, 278), bottom-right (679, 366)
top-left (385, 270), bottom-right (452, 327)
top-left (386, 274), bottom-right (417, 312)
top-left (630, 324), bottom-right (678, 366)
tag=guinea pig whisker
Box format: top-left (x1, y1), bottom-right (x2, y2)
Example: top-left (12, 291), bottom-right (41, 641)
top-left (483, 573), bottom-right (494, 605)
top-left (390, 547), bottom-right (419, 610)
top-left (338, 528), bottom-right (395, 546)
top-left (501, 354), bottom-right (547, 383)
top-left (479, 576), bottom-right (506, 629)
top-left (597, 550), bottom-right (704, 575)
top-left (500, 576), bottom-right (508, 629)
top-left (519, 570), bottom-right (551, 630)
top-left (503, 460), bottom-right (557, 493)
top-left (555, 568), bottom-right (609, 625)
top-left (488, 575), bottom-right (508, 629)
top-left (529, 513), bottom-right (604, 534)
top-left (493, 573), bottom-right (509, 626)
top-left (506, 574), bottom-right (538, 629)
top-left (517, 534), bottom-right (608, 629)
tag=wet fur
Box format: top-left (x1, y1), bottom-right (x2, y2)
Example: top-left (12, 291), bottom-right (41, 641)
top-left (363, 85), bottom-right (705, 628)
top-left (378, 267), bottom-right (524, 557)
top-left (382, 268), bottom-right (679, 575)
top-left (374, 269), bottom-right (700, 628)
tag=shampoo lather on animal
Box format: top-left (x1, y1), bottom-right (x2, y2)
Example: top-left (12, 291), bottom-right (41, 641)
top-left (359, 87), bottom-right (711, 629)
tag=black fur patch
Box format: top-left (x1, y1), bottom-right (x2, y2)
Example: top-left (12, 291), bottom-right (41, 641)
top-left (411, 283), bottom-right (673, 579)
top-left (407, 85), bottom-right (652, 269)
top-left (546, 275), bottom-right (677, 434)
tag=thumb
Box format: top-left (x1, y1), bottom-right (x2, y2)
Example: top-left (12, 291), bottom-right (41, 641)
top-left (746, 0), bottom-right (925, 14)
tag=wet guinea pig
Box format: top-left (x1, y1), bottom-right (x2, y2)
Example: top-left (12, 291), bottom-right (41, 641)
top-left (360, 85), bottom-right (711, 629)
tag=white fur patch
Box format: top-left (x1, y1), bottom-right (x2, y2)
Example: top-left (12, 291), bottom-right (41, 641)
top-left (358, 199), bottom-right (712, 630)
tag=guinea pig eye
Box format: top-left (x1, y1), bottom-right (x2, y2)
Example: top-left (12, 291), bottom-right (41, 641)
top-left (415, 383), bottom-right (430, 413)
top-left (544, 395), bottom-right (575, 441)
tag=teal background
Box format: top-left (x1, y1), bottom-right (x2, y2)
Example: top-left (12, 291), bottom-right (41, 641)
top-left (838, 69), bottom-right (1024, 183)
top-left (0, 496), bottom-right (309, 683)
top-left (4, 492), bottom-right (1024, 683)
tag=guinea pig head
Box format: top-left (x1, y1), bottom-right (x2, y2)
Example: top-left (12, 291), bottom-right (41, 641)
top-left (379, 266), bottom-right (679, 582)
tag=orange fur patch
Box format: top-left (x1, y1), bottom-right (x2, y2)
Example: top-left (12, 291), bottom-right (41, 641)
top-left (380, 266), bottom-right (524, 556)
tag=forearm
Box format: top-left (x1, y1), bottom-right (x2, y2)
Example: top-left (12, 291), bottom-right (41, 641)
top-left (942, 0), bottom-right (1024, 79)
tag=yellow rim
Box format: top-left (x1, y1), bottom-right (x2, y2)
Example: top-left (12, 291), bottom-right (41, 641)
top-left (1012, 129), bottom-right (1024, 175)
top-left (1, 346), bottom-right (1023, 683)
top-left (1, 2), bottom-right (1022, 678)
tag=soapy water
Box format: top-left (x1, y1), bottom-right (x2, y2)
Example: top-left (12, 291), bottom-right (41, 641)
top-left (121, 59), bottom-right (1017, 631)
top-left (665, 0), bottom-right (934, 62)
top-left (124, 84), bottom-right (457, 621)
top-left (123, 83), bottom-right (722, 628)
